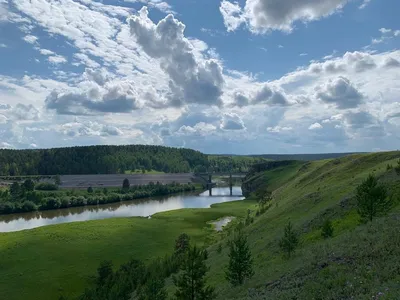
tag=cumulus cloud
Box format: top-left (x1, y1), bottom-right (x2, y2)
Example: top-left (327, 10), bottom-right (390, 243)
top-left (84, 68), bottom-right (111, 86)
top-left (253, 85), bottom-right (291, 106)
top-left (383, 57), bottom-right (400, 68)
top-left (309, 122), bottom-right (323, 130)
top-left (129, 7), bottom-right (224, 107)
top-left (11, 103), bottom-right (40, 120)
top-left (220, 113), bottom-right (246, 130)
top-left (316, 77), bottom-right (364, 109)
top-left (233, 91), bottom-right (250, 107)
top-left (177, 122), bottom-right (217, 136)
top-left (219, 1), bottom-right (246, 31)
top-left (220, 0), bottom-right (349, 33)
top-left (45, 82), bottom-right (140, 115)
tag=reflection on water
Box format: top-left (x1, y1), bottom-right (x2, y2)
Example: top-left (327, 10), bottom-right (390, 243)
top-left (0, 187), bottom-right (243, 232)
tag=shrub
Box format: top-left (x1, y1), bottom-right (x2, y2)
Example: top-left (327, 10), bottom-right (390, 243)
top-left (0, 202), bottom-right (15, 214)
top-left (87, 186), bottom-right (94, 193)
top-left (42, 198), bottom-right (61, 210)
top-left (35, 182), bottom-right (58, 191)
top-left (122, 178), bottom-right (130, 189)
top-left (60, 197), bottom-right (71, 208)
top-left (21, 201), bottom-right (37, 212)
top-left (321, 219), bottom-right (334, 239)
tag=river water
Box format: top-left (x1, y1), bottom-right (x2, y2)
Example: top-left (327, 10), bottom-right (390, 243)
top-left (0, 186), bottom-right (244, 232)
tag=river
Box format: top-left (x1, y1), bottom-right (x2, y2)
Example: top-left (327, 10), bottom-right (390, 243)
top-left (0, 186), bottom-right (244, 232)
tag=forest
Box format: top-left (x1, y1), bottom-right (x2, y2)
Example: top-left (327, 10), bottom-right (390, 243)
top-left (0, 145), bottom-right (268, 176)
top-left (0, 145), bottom-right (208, 175)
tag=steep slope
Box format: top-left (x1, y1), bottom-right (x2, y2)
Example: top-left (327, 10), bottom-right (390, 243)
top-left (201, 151), bottom-right (400, 299)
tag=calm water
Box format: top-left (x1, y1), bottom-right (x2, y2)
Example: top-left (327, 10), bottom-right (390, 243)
top-left (0, 187), bottom-right (243, 232)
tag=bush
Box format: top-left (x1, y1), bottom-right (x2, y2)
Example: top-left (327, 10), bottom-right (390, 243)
top-left (321, 219), bottom-right (334, 239)
top-left (87, 186), bottom-right (94, 193)
top-left (42, 198), bottom-right (61, 210)
top-left (21, 201), bottom-right (37, 212)
top-left (60, 197), bottom-right (71, 208)
top-left (35, 182), bottom-right (58, 191)
top-left (86, 197), bottom-right (98, 206)
top-left (0, 202), bottom-right (15, 214)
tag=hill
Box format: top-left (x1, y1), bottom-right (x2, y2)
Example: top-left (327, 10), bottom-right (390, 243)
top-left (200, 151), bottom-right (400, 299)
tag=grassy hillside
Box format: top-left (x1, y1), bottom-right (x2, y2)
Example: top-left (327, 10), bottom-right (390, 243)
top-left (0, 200), bottom-right (256, 300)
top-left (185, 151), bottom-right (400, 299)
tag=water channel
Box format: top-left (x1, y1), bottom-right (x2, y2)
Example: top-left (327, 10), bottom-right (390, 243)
top-left (0, 186), bottom-right (244, 232)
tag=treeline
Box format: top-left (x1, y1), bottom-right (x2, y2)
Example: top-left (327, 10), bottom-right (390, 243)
top-left (207, 156), bottom-right (267, 173)
top-left (0, 181), bottom-right (196, 215)
top-left (0, 145), bottom-right (208, 175)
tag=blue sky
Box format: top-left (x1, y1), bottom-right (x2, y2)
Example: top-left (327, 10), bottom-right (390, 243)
top-left (0, 0), bottom-right (400, 154)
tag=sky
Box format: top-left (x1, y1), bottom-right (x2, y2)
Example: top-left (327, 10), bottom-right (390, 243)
top-left (0, 0), bottom-right (399, 155)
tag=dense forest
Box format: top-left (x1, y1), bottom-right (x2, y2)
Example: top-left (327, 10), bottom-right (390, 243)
top-left (0, 145), bottom-right (271, 176)
top-left (0, 145), bottom-right (208, 175)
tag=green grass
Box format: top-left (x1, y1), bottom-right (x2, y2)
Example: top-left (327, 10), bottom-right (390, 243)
top-left (163, 151), bottom-right (400, 299)
top-left (0, 200), bottom-right (256, 300)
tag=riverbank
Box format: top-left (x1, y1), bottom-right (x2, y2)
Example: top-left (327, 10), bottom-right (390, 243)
top-left (0, 199), bottom-right (256, 300)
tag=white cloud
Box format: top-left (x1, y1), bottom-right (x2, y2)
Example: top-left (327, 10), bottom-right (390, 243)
top-left (129, 7), bottom-right (225, 108)
top-left (0, 43), bottom-right (7, 48)
top-left (219, 1), bottom-right (246, 32)
top-left (220, 0), bottom-right (350, 33)
top-left (23, 35), bottom-right (38, 44)
top-left (220, 113), bottom-right (246, 130)
top-left (267, 126), bottom-right (292, 133)
top-left (315, 77), bottom-right (364, 109)
top-left (48, 55), bottom-right (67, 64)
top-left (359, 0), bottom-right (371, 9)
top-left (309, 122), bottom-right (323, 130)
top-left (39, 49), bottom-right (55, 56)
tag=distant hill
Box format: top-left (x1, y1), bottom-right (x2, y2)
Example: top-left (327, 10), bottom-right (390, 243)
top-left (216, 152), bottom-right (366, 161)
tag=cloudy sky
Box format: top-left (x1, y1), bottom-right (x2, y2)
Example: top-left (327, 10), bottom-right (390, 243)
top-left (0, 0), bottom-right (399, 154)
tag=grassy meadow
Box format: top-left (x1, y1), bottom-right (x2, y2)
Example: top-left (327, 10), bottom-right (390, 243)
top-left (0, 200), bottom-right (256, 300)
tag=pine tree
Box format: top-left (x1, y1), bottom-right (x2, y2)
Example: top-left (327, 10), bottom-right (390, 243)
top-left (225, 232), bottom-right (254, 286)
top-left (279, 221), bottom-right (298, 258)
top-left (173, 246), bottom-right (216, 300)
top-left (321, 219), bottom-right (334, 239)
top-left (356, 174), bottom-right (391, 222)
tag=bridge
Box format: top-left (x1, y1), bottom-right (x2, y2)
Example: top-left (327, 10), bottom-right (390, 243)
top-left (194, 172), bottom-right (246, 196)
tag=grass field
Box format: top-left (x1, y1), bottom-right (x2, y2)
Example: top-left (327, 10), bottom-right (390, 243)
top-left (0, 200), bottom-right (256, 300)
top-left (186, 151), bottom-right (400, 299)
top-left (124, 169), bottom-right (166, 175)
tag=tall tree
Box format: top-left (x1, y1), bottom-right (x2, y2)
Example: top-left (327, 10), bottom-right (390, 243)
top-left (173, 246), bottom-right (216, 300)
top-left (356, 174), bottom-right (392, 222)
top-left (279, 221), bottom-right (298, 258)
top-left (122, 178), bottom-right (130, 190)
top-left (225, 232), bottom-right (254, 286)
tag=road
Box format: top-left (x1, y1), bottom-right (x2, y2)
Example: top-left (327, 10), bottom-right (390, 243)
top-left (58, 173), bottom-right (196, 188)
